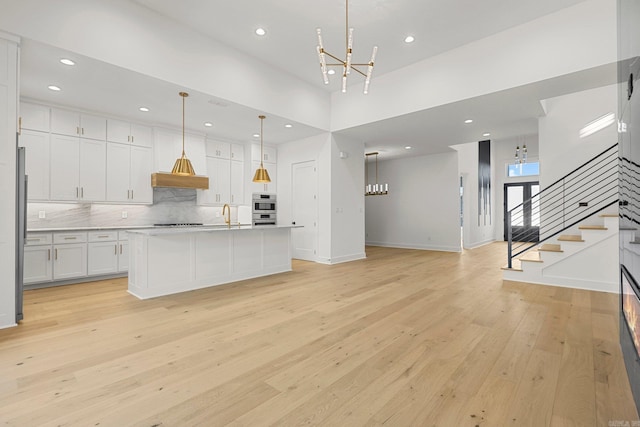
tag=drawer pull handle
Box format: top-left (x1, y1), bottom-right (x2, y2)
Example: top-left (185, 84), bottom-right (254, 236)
top-left (48, 249), bottom-right (51, 261)
top-left (120, 244), bottom-right (123, 254)
top-left (115, 244), bottom-right (118, 255)
top-left (26, 238), bottom-right (39, 242)
top-left (97, 235), bottom-right (109, 238)
top-left (64, 237), bottom-right (77, 240)
top-left (54, 249), bottom-right (58, 260)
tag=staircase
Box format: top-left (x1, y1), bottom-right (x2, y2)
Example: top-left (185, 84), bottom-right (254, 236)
top-left (502, 143), bottom-right (620, 292)
top-left (502, 214), bottom-right (620, 292)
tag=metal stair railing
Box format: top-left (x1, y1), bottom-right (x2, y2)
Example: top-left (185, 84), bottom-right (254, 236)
top-left (506, 143), bottom-right (619, 269)
top-left (620, 156), bottom-right (640, 228)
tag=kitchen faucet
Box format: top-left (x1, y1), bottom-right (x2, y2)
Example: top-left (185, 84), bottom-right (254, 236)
top-left (222, 204), bottom-right (231, 228)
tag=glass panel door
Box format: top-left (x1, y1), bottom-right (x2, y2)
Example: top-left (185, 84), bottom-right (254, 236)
top-left (504, 182), bottom-right (540, 242)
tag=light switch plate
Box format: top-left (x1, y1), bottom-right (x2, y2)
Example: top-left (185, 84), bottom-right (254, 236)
top-left (121, 211), bottom-right (128, 219)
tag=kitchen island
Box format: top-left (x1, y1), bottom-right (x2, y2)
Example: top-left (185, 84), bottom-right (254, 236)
top-left (127, 225), bottom-right (298, 299)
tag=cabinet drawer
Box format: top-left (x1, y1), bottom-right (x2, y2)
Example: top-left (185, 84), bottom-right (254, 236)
top-left (88, 231), bottom-right (118, 242)
top-left (53, 232), bottom-right (87, 244)
top-left (25, 233), bottom-right (53, 246)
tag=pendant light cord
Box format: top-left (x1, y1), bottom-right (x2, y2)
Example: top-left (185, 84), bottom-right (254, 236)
top-left (179, 92), bottom-right (188, 156)
top-left (259, 115), bottom-right (266, 167)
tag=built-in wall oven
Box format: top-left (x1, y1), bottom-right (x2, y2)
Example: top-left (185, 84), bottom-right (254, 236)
top-left (252, 193), bottom-right (276, 226)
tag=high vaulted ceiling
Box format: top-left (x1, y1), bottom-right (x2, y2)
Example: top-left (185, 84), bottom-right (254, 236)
top-left (16, 0), bottom-right (617, 159)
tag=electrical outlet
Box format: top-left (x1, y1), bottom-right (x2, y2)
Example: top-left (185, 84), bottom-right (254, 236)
top-left (38, 211), bottom-right (46, 219)
top-left (121, 211), bottom-right (128, 219)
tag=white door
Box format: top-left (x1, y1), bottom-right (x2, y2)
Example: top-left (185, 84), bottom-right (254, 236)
top-left (291, 161), bottom-right (317, 261)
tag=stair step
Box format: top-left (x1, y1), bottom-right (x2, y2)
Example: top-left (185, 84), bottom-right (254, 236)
top-left (620, 227), bottom-right (638, 231)
top-left (519, 251), bottom-right (543, 263)
top-left (538, 243), bottom-right (563, 252)
top-left (501, 260), bottom-right (523, 272)
top-left (578, 225), bottom-right (608, 230)
top-left (558, 235), bottom-right (585, 242)
top-left (600, 214), bottom-right (619, 218)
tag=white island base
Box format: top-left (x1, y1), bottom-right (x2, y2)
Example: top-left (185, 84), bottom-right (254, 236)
top-left (127, 226), bottom-right (294, 299)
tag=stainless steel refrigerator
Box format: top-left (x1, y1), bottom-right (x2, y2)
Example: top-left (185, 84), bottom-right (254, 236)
top-left (15, 145), bottom-right (26, 322)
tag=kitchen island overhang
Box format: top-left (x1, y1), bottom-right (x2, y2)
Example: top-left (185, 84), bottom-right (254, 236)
top-left (127, 225), bottom-right (300, 299)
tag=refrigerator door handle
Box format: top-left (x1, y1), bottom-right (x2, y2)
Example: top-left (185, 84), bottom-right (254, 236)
top-left (23, 175), bottom-right (27, 239)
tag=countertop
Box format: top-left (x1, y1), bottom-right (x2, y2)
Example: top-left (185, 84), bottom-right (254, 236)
top-left (27, 224), bottom-right (252, 233)
top-left (127, 224), bottom-right (302, 236)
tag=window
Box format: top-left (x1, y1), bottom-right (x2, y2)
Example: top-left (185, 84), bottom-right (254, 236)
top-left (507, 161), bottom-right (539, 177)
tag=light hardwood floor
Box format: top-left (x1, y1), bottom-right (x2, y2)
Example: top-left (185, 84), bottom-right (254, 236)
top-left (0, 243), bottom-right (637, 426)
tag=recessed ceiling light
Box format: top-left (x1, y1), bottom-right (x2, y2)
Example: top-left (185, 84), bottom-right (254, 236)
top-left (483, 132), bottom-right (491, 137)
top-left (47, 85), bottom-right (61, 91)
top-left (464, 119), bottom-right (473, 124)
top-left (139, 107), bottom-right (150, 112)
top-left (59, 58), bottom-right (75, 66)
top-left (404, 36), bottom-right (415, 43)
top-left (255, 28), bottom-right (266, 36)
top-left (204, 122), bottom-right (213, 127)
top-left (405, 146), bottom-right (412, 150)
top-left (328, 69), bottom-right (336, 75)
top-left (284, 124), bottom-right (293, 128)
top-left (253, 133), bottom-right (260, 138)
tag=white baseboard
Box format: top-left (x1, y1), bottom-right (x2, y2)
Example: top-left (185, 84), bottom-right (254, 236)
top-left (366, 241), bottom-right (461, 253)
top-left (464, 239), bottom-right (495, 250)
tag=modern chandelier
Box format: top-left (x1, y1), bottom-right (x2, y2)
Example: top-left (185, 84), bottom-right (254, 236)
top-left (316, 0), bottom-right (378, 94)
top-left (514, 144), bottom-right (527, 164)
top-left (365, 152), bottom-right (388, 196)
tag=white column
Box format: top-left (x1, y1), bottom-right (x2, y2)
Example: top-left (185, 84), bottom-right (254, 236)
top-left (0, 32), bottom-right (19, 328)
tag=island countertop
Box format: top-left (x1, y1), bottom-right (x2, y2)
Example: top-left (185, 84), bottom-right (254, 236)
top-left (126, 224), bottom-right (301, 236)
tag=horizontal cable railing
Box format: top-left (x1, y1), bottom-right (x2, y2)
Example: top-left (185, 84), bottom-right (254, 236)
top-left (621, 156), bottom-right (640, 227)
top-left (507, 143), bottom-right (619, 269)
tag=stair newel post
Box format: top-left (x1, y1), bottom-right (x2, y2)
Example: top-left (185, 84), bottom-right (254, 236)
top-left (507, 210), bottom-right (513, 269)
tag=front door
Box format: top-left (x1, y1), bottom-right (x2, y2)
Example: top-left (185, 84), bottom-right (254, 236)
top-left (504, 182), bottom-right (540, 242)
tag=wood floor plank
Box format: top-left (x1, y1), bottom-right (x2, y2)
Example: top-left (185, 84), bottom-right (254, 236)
top-left (0, 243), bottom-right (636, 426)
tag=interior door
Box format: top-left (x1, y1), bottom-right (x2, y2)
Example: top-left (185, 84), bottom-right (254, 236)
top-left (291, 160), bottom-right (317, 261)
top-left (504, 181), bottom-right (540, 242)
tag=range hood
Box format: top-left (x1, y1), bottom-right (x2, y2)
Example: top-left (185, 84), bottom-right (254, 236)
top-left (151, 172), bottom-right (209, 190)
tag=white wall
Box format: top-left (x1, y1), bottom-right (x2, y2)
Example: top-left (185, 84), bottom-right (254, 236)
top-left (453, 142), bottom-right (496, 249)
top-left (492, 134), bottom-right (540, 241)
top-left (331, 0), bottom-right (617, 131)
top-left (0, 33), bottom-right (19, 328)
top-left (365, 152), bottom-right (461, 252)
top-left (539, 84), bottom-right (618, 188)
top-left (0, 0), bottom-right (330, 131)
top-left (276, 133), bottom-right (331, 262)
top-left (330, 135), bottom-right (366, 263)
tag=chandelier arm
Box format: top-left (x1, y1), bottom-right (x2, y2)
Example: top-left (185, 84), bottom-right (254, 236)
top-left (323, 51), bottom-right (344, 63)
top-left (349, 67), bottom-right (367, 77)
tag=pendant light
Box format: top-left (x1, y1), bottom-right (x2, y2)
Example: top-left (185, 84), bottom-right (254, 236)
top-left (253, 115), bottom-right (271, 183)
top-left (365, 152), bottom-right (388, 196)
top-left (171, 92), bottom-right (196, 175)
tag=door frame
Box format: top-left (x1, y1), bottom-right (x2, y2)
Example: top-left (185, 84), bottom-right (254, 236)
top-left (503, 181), bottom-right (540, 242)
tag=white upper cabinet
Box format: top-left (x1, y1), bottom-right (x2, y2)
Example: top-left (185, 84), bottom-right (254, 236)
top-left (230, 159), bottom-right (244, 205)
top-left (19, 130), bottom-right (50, 200)
top-left (206, 139), bottom-right (231, 159)
top-left (20, 102), bottom-right (50, 132)
top-left (50, 135), bottom-right (106, 201)
top-left (250, 160), bottom-right (277, 194)
top-left (107, 119), bottom-right (153, 147)
top-left (154, 128), bottom-right (206, 175)
top-left (230, 143), bottom-right (245, 162)
top-left (51, 108), bottom-right (106, 141)
top-left (251, 143), bottom-right (276, 164)
top-left (106, 143), bottom-right (153, 204)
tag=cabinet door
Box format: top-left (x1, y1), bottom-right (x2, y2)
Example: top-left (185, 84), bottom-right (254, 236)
top-left (80, 114), bottom-right (106, 141)
top-left (251, 160), bottom-right (277, 194)
top-left (51, 108), bottom-right (80, 136)
top-left (262, 145), bottom-right (277, 163)
top-left (20, 103), bottom-right (50, 132)
top-left (106, 119), bottom-right (131, 144)
top-left (88, 241), bottom-right (118, 275)
top-left (106, 142), bottom-right (131, 202)
top-left (50, 134), bottom-right (80, 200)
top-left (79, 139), bottom-right (106, 201)
top-left (53, 243), bottom-right (87, 280)
top-left (24, 246), bottom-right (53, 284)
top-left (130, 124), bottom-right (153, 148)
top-left (197, 157), bottom-right (219, 205)
top-left (19, 130), bottom-right (50, 200)
top-left (118, 241), bottom-right (129, 272)
top-left (230, 160), bottom-right (244, 205)
top-left (130, 145), bottom-right (153, 203)
top-left (216, 157), bottom-right (231, 204)
top-left (230, 143), bottom-right (244, 162)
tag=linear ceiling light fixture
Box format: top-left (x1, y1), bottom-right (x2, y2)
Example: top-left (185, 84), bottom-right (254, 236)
top-left (579, 112), bottom-right (616, 138)
top-left (365, 152), bottom-right (388, 196)
top-left (171, 92), bottom-right (196, 175)
top-left (316, 0), bottom-right (378, 94)
top-left (253, 115), bottom-right (271, 183)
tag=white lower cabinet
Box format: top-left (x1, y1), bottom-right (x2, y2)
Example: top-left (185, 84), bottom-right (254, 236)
top-left (53, 243), bottom-right (87, 280)
top-left (24, 230), bottom-right (131, 286)
top-left (24, 245), bottom-right (53, 284)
